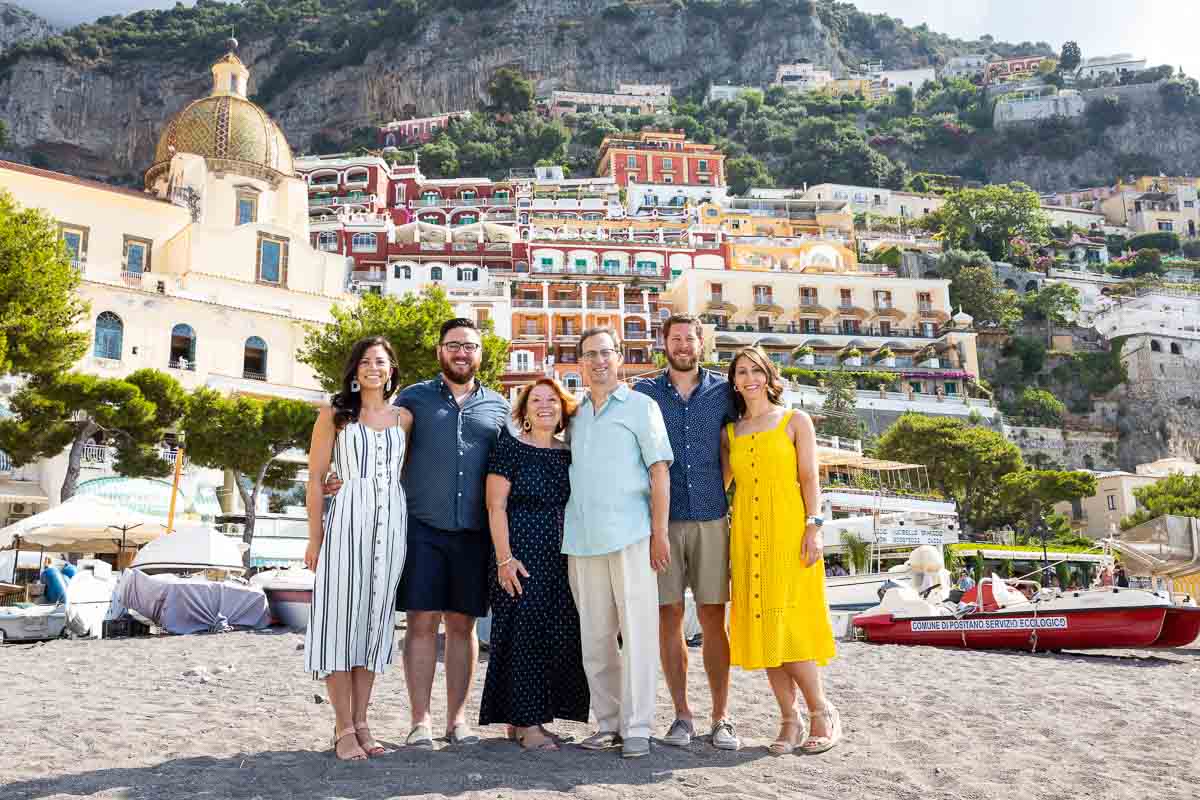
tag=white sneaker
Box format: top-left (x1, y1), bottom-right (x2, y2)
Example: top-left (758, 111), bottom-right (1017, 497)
top-left (662, 718), bottom-right (694, 747)
top-left (710, 720), bottom-right (740, 751)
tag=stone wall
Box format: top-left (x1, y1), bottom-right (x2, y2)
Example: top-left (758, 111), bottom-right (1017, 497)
top-left (1116, 333), bottom-right (1200, 468)
top-left (1002, 424), bottom-right (1120, 470)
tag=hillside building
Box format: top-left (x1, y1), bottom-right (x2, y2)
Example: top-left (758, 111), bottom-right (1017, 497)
top-left (378, 111), bottom-right (472, 147)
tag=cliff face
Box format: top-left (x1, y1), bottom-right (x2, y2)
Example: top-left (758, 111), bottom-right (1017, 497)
top-left (0, 0), bottom-right (979, 180)
top-left (0, 3), bottom-right (51, 56)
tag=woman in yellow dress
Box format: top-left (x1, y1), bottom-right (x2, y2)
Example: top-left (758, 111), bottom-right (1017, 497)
top-left (720, 346), bottom-right (840, 755)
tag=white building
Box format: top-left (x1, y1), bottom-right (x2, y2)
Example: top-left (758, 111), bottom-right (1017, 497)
top-left (706, 84), bottom-right (758, 103)
top-left (616, 83), bottom-right (672, 97)
top-left (772, 61), bottom-right (833, 91)
top-left (801, 183), bottom-right (946, 220)
top-left (940, 54), bottom-right (989, 80)
top-left (877, 67), bottom-right (937, 93)
top-left (1077, 54), bottom-right (1147, 80)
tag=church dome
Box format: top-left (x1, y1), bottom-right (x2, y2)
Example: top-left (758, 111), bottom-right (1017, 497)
top-left (145, 47), bottom-right (294, 188)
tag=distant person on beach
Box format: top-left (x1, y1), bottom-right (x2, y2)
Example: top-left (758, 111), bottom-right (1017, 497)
top-left (564, 327), bottom-right (673, 760)
top-left (1098, 565), bottom-right (1115, 587)
top-left (633, 314), bottom-right (740, 751)
top-left (721, 346), bottom-right (840, 756)
top-left (325, 318), bottom-right (509, 749)
top-left (304, 336), bottom-right (412, 761)
top-left (1115, 565), bottom-right (1130, 588)
top-left (478, 378), bottom-right (589, 751)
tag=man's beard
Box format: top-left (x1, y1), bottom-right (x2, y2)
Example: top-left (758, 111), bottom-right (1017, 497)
top-left (440, 353), bottom-right (478, 384)
top-left (666, 351), bottom-right (698, 372)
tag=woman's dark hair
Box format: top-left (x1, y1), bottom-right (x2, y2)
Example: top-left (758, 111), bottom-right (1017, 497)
top-left (727, 345), bottom-right (785, 418)
top-left (331, 336), bottom-right (400, 429)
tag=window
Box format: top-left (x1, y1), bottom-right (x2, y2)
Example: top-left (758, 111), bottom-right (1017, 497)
top-left (122, 235), bottom-right (151, 274)
top-left (540, 256), bottom-right (555, 269)
top-left (697, 159), bottom-right (709, 173)
top-left (352, 233), bottom-right (379, 254)
top-left (430, 266), bottom-right (443, 281)
top-left (800, 318), bottom-right (818, 334)
top-left (717, 350), bottom-right (734, 362)
top-left (493, 190), bottom-right (510, 203)
top-left (1170, 342), bottom-right (1182, 355)
top-left (711, 282), bottom-right (723, 300)
top-left (346, 171), bottom-right (368, 184)
top-left (169, 323), bottom-right (196, 369)
top-left (698, 175), bottom-right (710, 184)
top-left (574, 257), bottom-right (589, 271)
top-left (662, 175), bottom-right (674, 184)
top-left (840, 319), bottom-right (860, 335)
top-left (394, 264), bottom-right (411, 279)
top-left (457, 267), bottom-right (479, 282)
top-left (94, 312), bottom-right (123, 360)
top-left (920, 321), bottom-right (936, 337)
top-left (59, 223), bottom-right (89, 267)
top-left (878, 320), bottom-right (892, 336)
top-left (635, 259), bottom-right (657, 274)
top-left (944, 382), bottom-right (958, 396)
top-left (514, 351), bottom-right (533, 372)
top-left (1151, 340), bottom-right (1162, 352)
top-left (384, 133), bottom-right (397, 147)
top-left (603, 258), bottom-right (621, 274)
top-left (918, 292), bottom-right (932, 311)
top-left (626, 155), bottom-right (637, 168)
top-left (840, 289), bottom-right (852, 307)
top-left (874, 290), bottom-right (892, 309)
top-left (800, 287), bottom-right (818, 305)
top-left (475, 308), bottom-right (490, 326)
top-left (662, 157), bottom-right (674, 170)
top-left (1106, 495), bottom-right (1117, 511)
top-left (236, 191), bottom-right (258, 225)
top-left (316, 231), bottom-right (338, 252)
top-left (1158, 220), bottom-right (1174, 232)
top-left (256, 234), bottom-right (288, 285)
top-left (243, 336), bottom-right (267, 381)
top-left (758, 316), bottom-right (771, 332)
top-left (754, 286), bottom-right (772, 304)
top-left (421, 191), bottom-right (441, 205)
top-left (909, 382), bottom-right (922, 394)
top-left (460, 190), bottom-right (476, 201)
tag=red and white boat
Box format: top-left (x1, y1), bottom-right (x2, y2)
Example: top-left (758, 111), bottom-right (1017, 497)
top-left (249, 567), bottom-right (314, 630)
top-left (854, 575), bottom-right (1200, 651)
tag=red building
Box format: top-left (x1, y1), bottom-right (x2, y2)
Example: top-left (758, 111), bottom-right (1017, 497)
top-left (378, 112), bottom-right (472, 147)
top-left (596, 130), bottom-right (725, 189)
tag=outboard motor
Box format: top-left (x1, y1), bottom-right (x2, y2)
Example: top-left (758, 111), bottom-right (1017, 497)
top-left (877, 579), bottom-right (903, 601)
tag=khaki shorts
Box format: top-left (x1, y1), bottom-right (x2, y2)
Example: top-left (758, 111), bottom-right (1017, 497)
top-left (657, 518), bottom-right (731, 607)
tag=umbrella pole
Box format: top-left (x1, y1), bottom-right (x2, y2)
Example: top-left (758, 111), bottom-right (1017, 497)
top-left (11, 534), bottom-right (19, 584)
top-left (165, 447), bottom-right (185, 535)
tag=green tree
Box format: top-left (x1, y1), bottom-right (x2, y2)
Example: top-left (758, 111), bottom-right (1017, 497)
top-left (1125, 248), bottom-right (1165, 278)
top-left (297, 288), bottom-right (509, 394)
top-left (999, 469), bottom-right (1096, 537)
top-left (1122, 473), bottom-right (1200, 529)
top-left (1012, 387), bottom-right (1066, 427)
top-left (917, 183), bottom-right (1050, 260)
top-left (725, 154), bottom-right (774, 195)
top-left (1058, 41), bottom-right (1082, 73)
top-left (950, 265), bottom-right (1023, 329)
top-left (183, 390), bottom-right (317, 564)
top-left (486, 67), bottom-right (535, 114)
top-left (875, 414), bottom-right (1024, 533)
top-left (0, 370), bottom-right (187, 501)
top-left (893, 85), bottom-right (914, 117)
top-left (1022, 281), bottom-right (1081, 343)
top-left (0, 189), bottom-right (90, 377)
top-left (815, 372), bottom-right (864, 442)
top-left (417, 139), bottom-right (460, 177)
top-left (0, 119), bottom-right (8, 150)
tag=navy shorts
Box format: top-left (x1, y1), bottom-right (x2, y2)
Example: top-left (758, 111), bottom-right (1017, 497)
top-left (396, 516), bottom-right (490, 618)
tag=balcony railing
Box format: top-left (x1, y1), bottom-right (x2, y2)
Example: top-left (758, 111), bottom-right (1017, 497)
top-left (918, 302), bottom-right (934, 313)
top-left (168, 359), bottom-right (196, 372)
top-left (309, 197), bottom-right (338, 207)
top-left (121, 271), bottom-right (143, 286)
top-left (624, 303), bottom-right (649, 314)
top-left (624, 329), bottom-right (652, 340)
top-left (590, 299), bottom-right (620, 309)
top-left (0, 450), bottom-right (11, 472)
top-left (420, 242), bottom-right (446, 251)
top-left (351, 270), bottom-right (386, 282)
top-left (549, 300), bottom-right (583, 309)
top-left (513, 298), bottom-right (544, 308)
top-left (243, 370), bottom-right (267, 382)
top-left (708, 323), bottom-right (946, 340)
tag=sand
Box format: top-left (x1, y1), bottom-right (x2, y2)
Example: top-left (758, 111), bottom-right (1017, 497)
top-left (1, 628), bottom-right (1197, 800)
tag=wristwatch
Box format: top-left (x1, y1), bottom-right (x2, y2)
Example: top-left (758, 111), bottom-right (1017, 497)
top-left (806, 515), bottom-right (825, 527)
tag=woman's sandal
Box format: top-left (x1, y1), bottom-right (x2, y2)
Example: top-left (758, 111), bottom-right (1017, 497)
top-left (799, 704), bottom-right (843, 755)
top-left (516, 728), bottom-right (559, 752)
top-left (354, 722), bottom-right (389, 757)
top-left (767, 718), bottom-right (803, 756)
top-left (332, 727), bottom-right (368, 761)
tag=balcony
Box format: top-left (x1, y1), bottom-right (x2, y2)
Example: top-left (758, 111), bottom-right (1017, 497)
top-left (420, 242), bottom-right (447, 252)
top-left (707, 298), bottom-right (737, 313)
top-left (242, 370), bottom-right (268, 382)
top-left (624, 303), bottom-right (648, 314)
top-left (554, 331), bottom-right (582, 342)
top-left (168, 359), bottom-right (196, 372)
top-left (918, 302), bottom-right (934, 313)
top-left (120, 270), bottom-right (144, 287)
top-left (624, 328), bottom-right (652, 341)
top-left (549, 299), bottom-right (583, 309)
top-left (516, 328), bottom-right (547, 339)
top-left (309, 197), bottom-right (338, 207)
top-left (513, 297), bottom-right (545, 308)
top-left (352, 269), bottom-right (387, 282)
top-left (590, 299), bottom-right (620, 309)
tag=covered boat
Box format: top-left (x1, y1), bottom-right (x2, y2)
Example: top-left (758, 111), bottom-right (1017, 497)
top-left (249, 566), bottom-right (314, 629)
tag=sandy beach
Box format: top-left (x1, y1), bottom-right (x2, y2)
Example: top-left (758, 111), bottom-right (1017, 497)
top-left (2, 628), bottom-right (1197, 800)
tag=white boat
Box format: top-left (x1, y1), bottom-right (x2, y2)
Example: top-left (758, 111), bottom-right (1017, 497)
top-left (826, 570), bottom-right (908, 611)
top-left (250, 567), bottom-right (314, 629)
top-left (0, 602), bottom-right (66, 643)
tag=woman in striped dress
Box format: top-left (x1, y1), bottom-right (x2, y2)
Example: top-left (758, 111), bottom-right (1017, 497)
top-left (304, 336), bottom-right (411, 761)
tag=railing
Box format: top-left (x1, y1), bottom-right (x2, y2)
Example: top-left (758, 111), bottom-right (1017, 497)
top-left (624, 303), bottom-right (648, 314)
top-left (624, 329), bottom-right (652, 340)
top-left (120, 271), bottom-right (143, 286)
top-left (590, 300), bottom-right (620, 309)
top-left (242, 370), bottom-right (267, 382)
top-left (753, 296), bottom-right (774, 306)
top-left (168, 359), bottom-right (196, 372)
top-left (415, 198), bottom-right (482, 208)
top-left (81, 443), bottom-right (110, 465)
top-left (513, 298), bottom-right (544, 308)
top-left (814, 435), bottom-right (863, 453)
top-left (0, 451), bottom-right (10, 472)
top-left (918, 302), bottom-right (933, 313)
top-left (420, 242), bottom-right (446, 251)
top-left (352, 270), bottom-right (386, 282)
top-left (309, 197), bottom-right (338, 207)
top-left (549, 300), bottom-right (582, 309)
top-left (710, 324), bottom-right (947, 339)
top-left (555, 331), bottom-right (581, 340)
top-left (518, 329), bottom-right (547, 338)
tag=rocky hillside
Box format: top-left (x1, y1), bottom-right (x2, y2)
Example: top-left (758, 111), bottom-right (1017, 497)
top-left (0, 3), bottom-right (51, 56)
top-left (0, 0), bottom-right (1043, 181)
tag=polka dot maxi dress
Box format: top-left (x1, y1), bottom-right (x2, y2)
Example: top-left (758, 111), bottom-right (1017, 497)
top-left (726, 411), bottom-right (836, 671)
top-left (305, 421), bottom-right (407, 678)
top-left (479, 429), bottom-right (589, 728)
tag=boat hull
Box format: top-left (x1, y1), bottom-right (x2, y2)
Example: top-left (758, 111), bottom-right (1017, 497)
top-left (1147, 606), bottom-right (1200, 648)
top-left (854, 606), bottom-right (1167, 651)
top-left (264, 588), bottom-right (312, 630)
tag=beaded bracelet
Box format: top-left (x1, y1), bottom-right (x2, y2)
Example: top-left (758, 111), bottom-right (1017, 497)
top-left (497, 556), bottom-right (514, 569)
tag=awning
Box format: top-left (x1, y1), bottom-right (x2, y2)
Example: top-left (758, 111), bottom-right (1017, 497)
top-left (73, 477), bottom-right (222, 521)
top-left (246, 536), bottom-right (307, 568)
top-left (0, 480), bottom-right (48, 504)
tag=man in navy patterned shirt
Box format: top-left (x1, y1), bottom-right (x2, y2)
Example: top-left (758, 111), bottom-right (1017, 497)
top-left (634, 314), bottom-right (740, 751)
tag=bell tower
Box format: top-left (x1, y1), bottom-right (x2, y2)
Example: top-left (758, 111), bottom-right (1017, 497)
top-left (210, 37), bottom-right (250, 98)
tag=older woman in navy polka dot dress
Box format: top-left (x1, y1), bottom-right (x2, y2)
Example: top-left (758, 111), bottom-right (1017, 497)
top-left (480, 378), bottom-right (589, 751)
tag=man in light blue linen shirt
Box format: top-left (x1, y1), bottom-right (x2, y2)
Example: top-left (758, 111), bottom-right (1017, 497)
top-left (564, 327), bottom-right (673, 760)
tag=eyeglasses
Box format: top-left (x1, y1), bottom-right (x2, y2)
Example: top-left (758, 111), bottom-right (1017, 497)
top-left (581, 348), bottom-right (619, 362)
top-left (441, 341), bottom-right (480, 353)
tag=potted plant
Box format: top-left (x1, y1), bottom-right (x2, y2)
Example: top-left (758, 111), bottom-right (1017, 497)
top-left (792, 344), bottom-right (815, 366)
top-left (840, 347), bottom-right (863, 367)
top-left (916, 346), bottom-right (939, 368)
top-left (873, 346), bottom-right (896, 367)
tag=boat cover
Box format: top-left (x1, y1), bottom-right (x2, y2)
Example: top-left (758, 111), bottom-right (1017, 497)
top-left (117, 570), bottom-right (270, 634)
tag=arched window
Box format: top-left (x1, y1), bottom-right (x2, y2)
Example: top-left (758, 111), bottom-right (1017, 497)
top-left (94, 312), bottom-right (123, 360)
top-left (317, 231), bottom-right (338, 252)
top-left (351, 233), bottom-right (377, 253)
top-left (384, 133), bottom-right (396, 148)
top-left (430, 266), bottom-right (443, 281)
top-left (460, 190), bottom-right (476, 202)
top-left (243, 336), bottom-right (268, 380)
top-left (394, 264), bottom-right (411, 279)
top-left (1170, 342), bottom-right (1182, 355)
top-left (457, 267), bottom-right (478, 282)
top-left (169, 323), bottom-right (196, 370)
top-left (1151, 340), bottom-right (1162, 352)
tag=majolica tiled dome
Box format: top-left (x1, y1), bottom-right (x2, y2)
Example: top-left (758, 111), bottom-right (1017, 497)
top-left (145, 47), bottom-right (294, 188)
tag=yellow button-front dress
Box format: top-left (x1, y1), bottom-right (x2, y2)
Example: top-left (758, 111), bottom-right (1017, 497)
top-left (727, 410), bottom-right (837, 670)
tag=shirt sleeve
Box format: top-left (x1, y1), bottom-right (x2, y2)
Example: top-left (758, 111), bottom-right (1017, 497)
top-left (486, 429), bottom-right (518, 481)
top-left (636, 396), bottom-right (674, 468)
top-left (394, 383), bottom-right (418, 412)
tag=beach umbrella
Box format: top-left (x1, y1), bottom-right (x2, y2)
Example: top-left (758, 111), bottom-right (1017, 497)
top-left (0, 496), bottom-right (167, 558)
top-left (130, 525), bottom-right (247, 575)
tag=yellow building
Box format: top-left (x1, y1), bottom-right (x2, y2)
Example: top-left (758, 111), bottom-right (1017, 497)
top-left (0, 44), bottom-right (351, 518)
top-left (1055, 458), bottom-right (1200, 539)
top-left (665, 249), bottom-right (980, 396)
top-left (697, 196), bottom-right (854, 242)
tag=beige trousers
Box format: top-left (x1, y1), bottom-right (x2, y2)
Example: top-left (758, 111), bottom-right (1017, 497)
top-left (567, 536), bottom-right (660, 740)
